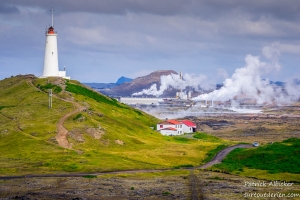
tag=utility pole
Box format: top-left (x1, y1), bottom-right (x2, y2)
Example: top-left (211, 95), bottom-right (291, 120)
top-left (49, 89), bottom-right (52, 108)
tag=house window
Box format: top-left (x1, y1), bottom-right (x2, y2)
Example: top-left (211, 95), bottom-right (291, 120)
top-left (160, 125), bottom-right (163, 128)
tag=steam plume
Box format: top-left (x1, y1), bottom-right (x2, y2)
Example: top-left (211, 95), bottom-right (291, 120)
top-left (193, 42), bottom-right (300, 104)
top-left (133, 42), bottom-right (300, 105)
top-left (132, 73), bottom-right (211, 96)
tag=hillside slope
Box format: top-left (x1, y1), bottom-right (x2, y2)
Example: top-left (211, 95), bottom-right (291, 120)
top-left (0, 75), bottom-right (226, 175)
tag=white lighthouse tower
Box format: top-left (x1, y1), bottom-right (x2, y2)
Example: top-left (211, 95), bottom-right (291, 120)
top-left (41, 8), bottom-right (70, 79)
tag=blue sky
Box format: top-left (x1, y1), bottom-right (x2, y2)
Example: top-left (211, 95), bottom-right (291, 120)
top-left (0, 0), bottom-right (300, 83)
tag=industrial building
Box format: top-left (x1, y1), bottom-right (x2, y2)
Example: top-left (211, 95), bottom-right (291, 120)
top-left (119, 97), bottom-right (160, 105)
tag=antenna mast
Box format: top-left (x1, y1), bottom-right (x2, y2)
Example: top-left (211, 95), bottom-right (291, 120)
top-left (49, 89), bottom-right (52, 108)
top-left (51, 7), bottom-right (55, 27)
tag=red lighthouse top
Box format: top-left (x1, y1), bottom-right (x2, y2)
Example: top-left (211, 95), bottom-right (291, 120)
top-left (47, 26), bottom-right (55, 34)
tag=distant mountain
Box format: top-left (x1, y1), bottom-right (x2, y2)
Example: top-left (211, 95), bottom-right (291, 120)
top-left (116, 76), bottom-right (133, 85)
top-left (101, 70), bottom-right (178, 97)
top-left (84, 76), bottom-right (132, 89)
top-left (83, 82), bottom-right (117, 89)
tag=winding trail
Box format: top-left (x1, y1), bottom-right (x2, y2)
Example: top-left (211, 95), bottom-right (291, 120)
top-left (199, 144), bottom-right (254, 169)
top-left (55, 100), bottom-right (85, 149)
top-left (27, 79), bottom-right (86, 149)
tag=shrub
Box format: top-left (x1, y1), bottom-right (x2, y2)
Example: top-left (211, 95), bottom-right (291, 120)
top-left (73, 113), bottom-right (83, 120)
top-left (83, 175), bottom-right (97, 178)
top-left (39, 83), bottom-right (62, 94)
top-left (0, 106), bottom-right (14, 110)
top-left (162, 191), bottom-right (171, 196)
top-left (174, 164), bottom-right (194, 169)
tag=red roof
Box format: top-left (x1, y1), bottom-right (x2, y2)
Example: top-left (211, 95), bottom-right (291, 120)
top-left (180, 120), bottom-right (196, 128)
top-left (158, 119), bottom-right (182, 125)
top-left (167, 119), bottom-right (182, 125)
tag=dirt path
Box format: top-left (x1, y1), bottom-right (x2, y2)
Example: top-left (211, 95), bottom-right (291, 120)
top-left (27, 79), bottom-right (86, 149)
top-left (199, 144), bottom-right (254, 169)
top-left (55, 100), bottom-right (86, 149)
top-left (189, 170), bottom-right (204, 200)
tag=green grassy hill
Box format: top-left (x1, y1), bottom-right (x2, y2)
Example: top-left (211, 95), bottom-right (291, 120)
top-left (0, 75), bottom-right (228, 175)
top-left (210, 138), bottom-right (300, 181)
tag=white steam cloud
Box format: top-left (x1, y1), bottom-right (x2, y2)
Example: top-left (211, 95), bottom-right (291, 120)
top-left (194, 42), bottom-right (300, 104)
top-left (132, 73), bottom-right (211, 96)
top-left (133, 42), bottom-right (300, 105)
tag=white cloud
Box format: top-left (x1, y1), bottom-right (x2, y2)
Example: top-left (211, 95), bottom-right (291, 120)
top-left (1, 1), bottom-right (300, 83)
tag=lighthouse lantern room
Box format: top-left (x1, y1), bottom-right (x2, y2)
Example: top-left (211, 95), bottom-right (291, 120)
top-left (41, 8), bottom-right (70, 79)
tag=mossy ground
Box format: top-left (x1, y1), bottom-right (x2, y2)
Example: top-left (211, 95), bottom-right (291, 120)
top-left (0, 75), bottom-right (227, 175)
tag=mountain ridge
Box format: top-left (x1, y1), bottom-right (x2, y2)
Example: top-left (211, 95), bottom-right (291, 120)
top-left (84, 76), bottom-right (132, 89)
top-left (102, 70), bottom-right (178, 97)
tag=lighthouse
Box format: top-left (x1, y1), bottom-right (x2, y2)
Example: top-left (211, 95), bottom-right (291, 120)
top-left (41, 8), bottom-right (70, 79)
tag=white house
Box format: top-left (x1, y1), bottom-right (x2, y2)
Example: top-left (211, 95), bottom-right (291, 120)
top-left (157, 119), bottom-right (197, 135)
top-left (157, 119), bottom-right (184, 136)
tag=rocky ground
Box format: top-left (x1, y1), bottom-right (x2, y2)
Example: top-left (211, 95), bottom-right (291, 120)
top-left (0, 173), bottom-right (190, 200)
top-left (0, 170), bottom-right (299, 199)
top-left (190, 106), bottom-right (300, 144)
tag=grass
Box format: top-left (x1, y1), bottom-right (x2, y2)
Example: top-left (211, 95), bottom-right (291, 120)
top-left (193, 132), bottom-right (223, 142)
top-left (65, 82), bottom-right (121, 108)
top-left (65, 82), bottom-right (144, 117)
top-left (212, 138), bottom-right (300, 174)
top-left (202, 144), bottom-right (229, 164)
top-left (234, 168), bottom-right (300, 182)
top-left (0, 76), bottom-right (226, 175)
